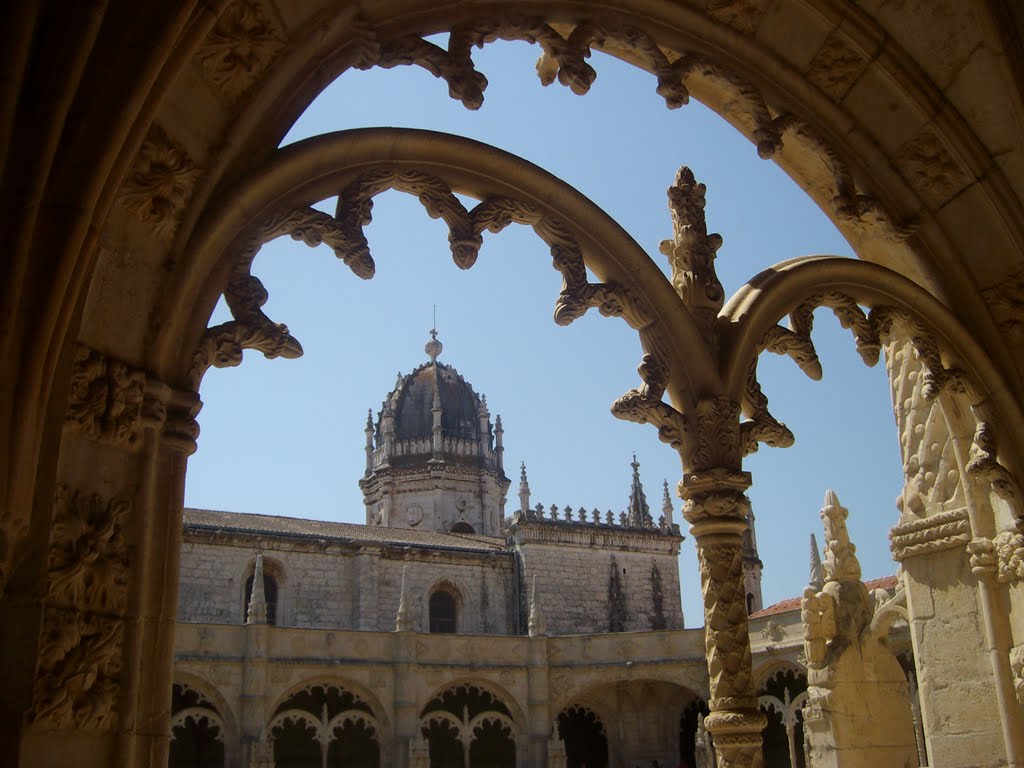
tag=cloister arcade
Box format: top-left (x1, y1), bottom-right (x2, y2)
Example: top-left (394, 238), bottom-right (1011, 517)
top-left (4, 2), bottom-right (1024, 767)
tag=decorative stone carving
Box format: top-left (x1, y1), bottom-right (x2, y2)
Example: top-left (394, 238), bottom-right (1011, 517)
top-left (119, 123), bottom-right (201, 239)
top-left (1011, 644), bottom-right (1024, 706)
top-left (197, 0), bottom-right (287, 103)
top-left (889, 508), bottom-right (971, 560)
top-left (986, 529), bottom-right (1024, 583)
top-left (966, 420), bottom-right (1019, 500)
top-left (801, 491), bottom-right (917, 765)
top-left (33, 486), bottom-right (130, 730)
top-left (761, 620), bottom-right (787, 642)
top-left (612, 353), bottom-right (687, 450)
top-left (897, 124), bottom-right (973, 209)
top-left (886, 337), bottom-right (964, 517)
top-left (49, 486), bottom-right (129, 613)
top-left (659, 166), bottom-right (724, 345)
top-left (32, 608), bottom-right (124, 730)
top-left (705, 0), bottom-right (770, 36)
top-left (66, 344), bottom-right (145, 447)
top-left (806, 30), bottom-right (871, 101)
top-left (980, 266), bottom-right (1024, 348)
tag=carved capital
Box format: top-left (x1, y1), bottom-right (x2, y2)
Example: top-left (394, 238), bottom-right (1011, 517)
top-left (66, 345), bottom-right (146, 448)
top-left (889, 508), bottom-right (971, 561)
top-left (993, 529), bottom-right (1024, 583)
top-left (164, 389), bottom-right (202, 456)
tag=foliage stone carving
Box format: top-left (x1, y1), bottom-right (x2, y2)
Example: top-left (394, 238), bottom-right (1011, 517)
top-left (197, 0), bottom-right (287, 103)
top-left (66, 345), bottom-right (146, 448)
top-left (119, 123), bottom-right (201, 240)
top-left (32, 486), bottom-right (130, 730)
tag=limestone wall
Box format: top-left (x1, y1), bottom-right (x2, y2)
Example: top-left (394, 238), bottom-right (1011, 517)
top-left (512, 528), bottom-right (683, 635)
top-left (178, 531), bottom-right (517, 634)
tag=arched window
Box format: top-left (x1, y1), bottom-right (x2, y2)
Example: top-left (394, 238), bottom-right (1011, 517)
top-left (450, 521), bottom-right (475, 534)
top-left (429, 590), bottom-right (457, 633)
top-left (746, 593), bottom-right (754, 615)
top-left (244, 569), bottom-right (279, 625)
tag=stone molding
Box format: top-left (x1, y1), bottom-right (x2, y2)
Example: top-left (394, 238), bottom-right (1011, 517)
top-left (507, 519), bottom-right (682, 554)
top-left (889, 508), bottom-right (971, 561)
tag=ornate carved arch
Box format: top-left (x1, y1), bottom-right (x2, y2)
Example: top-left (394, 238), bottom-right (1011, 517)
top-left (266, 678), bottom-right (389, 736)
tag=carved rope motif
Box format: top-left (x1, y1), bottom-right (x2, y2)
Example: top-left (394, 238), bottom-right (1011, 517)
top-left (889, 508), bottom-right (971, 561)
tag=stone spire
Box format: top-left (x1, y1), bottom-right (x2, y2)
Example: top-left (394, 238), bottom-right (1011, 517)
top-left (396, 565), bottom-right (413, 631)
top-left (821, 489), bottom-right (861, 582)
top-left (661, 479), bottom-right (674, 529)
top-left (364, 408), bottom-right (374, 475)
top-left (246, 553), bottom-right (267, 625)
top-left (528, 574), bottom-right (546, 636)
top-left (518, 462), bottom-right (531, 514)
top-left (809, 532), bottom-right (825, 591)
top-left (494, 414), bottom-right (504, 472)
top-left (626, 453), bottom-right (652, 527)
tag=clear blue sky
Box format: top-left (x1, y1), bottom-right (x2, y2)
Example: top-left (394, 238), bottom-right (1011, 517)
top-left (185, 39), bottom-right (904, 625)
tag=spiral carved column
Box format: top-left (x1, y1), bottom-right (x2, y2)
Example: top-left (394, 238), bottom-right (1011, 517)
top-left (682, 467), bottom-right (765, 768)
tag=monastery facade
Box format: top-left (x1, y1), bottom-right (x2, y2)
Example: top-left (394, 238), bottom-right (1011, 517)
top-left (171, 337), bottom-right (916, 768)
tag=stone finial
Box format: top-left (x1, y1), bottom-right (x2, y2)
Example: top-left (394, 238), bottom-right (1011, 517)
top-left (564, 505), bottom-right (572, 522)
top-left (425, 327), bottom-right (442, 361)
top-left (592, 508), bottom-right (600, 524)
top-left (528, 574), bottom-right (546, 637)
top-left (821, 489), bottom-right (861, 582)
top-left (661, 479), bottom-right (674, 529)
top-left (809, 532), bottom-right (825, 591)
top-left (247, 553), bottom-right (267, 624)
top-left (396, 565), bottom-right (413, 631)
top-left (534, 502), bottom-right (544, 519)
top-left (626, 453), bottom-right (652, 527)
top-left (550, 503), bottom-right (558, 521)
top-left (519, 462), bottom-right (531, 514)
top-left (606, 510), bottom-right (614, 525)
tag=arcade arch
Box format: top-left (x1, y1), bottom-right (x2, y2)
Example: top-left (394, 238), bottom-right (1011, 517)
top-left (5, 4), bottom-right (1024, 768)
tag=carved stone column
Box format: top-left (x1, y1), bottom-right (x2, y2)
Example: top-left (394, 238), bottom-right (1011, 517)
top-left (682, 465), bottom-right (765, 768)
top-left (19, 345), bottom-right (200, 768)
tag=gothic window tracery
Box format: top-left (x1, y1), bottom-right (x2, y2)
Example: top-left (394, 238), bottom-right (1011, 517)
top-left (420, 684), bottom-right (516, 768)
top-left (169, 683), bottom-right (226, 768)
top-left (269, 684), bottom-right (381, 768)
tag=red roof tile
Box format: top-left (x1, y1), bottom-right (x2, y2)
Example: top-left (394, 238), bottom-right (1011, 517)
top-left (749, 574), bottom-right (899, 619)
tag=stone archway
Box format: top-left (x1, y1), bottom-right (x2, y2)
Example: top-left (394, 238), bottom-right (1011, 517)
top-left (5, 4), bottom-right (1024, 768)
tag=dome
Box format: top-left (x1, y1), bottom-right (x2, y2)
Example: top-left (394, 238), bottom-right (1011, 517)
top-left (367, 333), bottom-right (503, 473)
top-left (383, 361), bottom-right (486, 443)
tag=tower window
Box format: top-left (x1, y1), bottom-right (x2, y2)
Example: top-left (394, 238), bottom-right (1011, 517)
top-left (429, 590), bottom-right (457, 633)
top-left (746, 592), bottom-right (754, 615)
top-left (450, 522), bottom-right (475, 534)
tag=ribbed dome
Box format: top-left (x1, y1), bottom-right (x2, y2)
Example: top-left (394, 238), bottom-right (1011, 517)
top-left (382, 362), bottom-right (485, 442)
